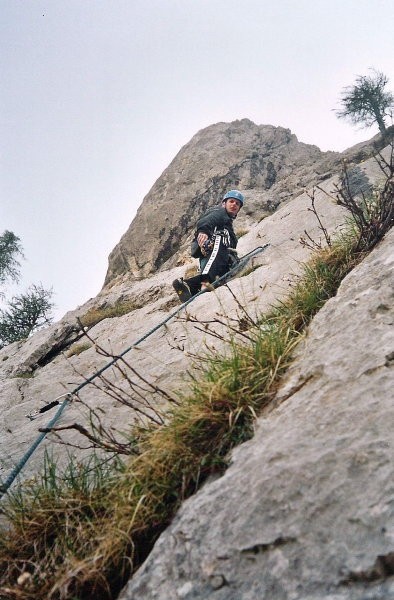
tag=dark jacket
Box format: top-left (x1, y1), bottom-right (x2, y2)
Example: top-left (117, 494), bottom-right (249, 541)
top-left (191, 205), bottom-right (238, 257)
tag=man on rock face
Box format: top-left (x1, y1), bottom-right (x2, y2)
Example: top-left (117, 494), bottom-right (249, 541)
top-left (172, 190), bottom-right (244, 303)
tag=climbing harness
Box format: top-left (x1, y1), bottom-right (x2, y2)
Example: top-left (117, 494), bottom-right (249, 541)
top-left (0, 244), bottom-right (269, 499)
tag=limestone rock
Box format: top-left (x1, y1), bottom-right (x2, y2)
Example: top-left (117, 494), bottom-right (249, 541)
top-left (119, 228), bottom-right (394, 600)
top-left (0, 123), bottom-right (392, 600)
top-left (0, 136), bottom-right (390, 494)
top-left (104, 119), bottom-right (341, 284)
top-left (0, 179), bottom-right (348, 484)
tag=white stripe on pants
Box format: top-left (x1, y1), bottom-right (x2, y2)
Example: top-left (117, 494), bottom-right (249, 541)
top-left (201, 235), bottom-right (221, 276)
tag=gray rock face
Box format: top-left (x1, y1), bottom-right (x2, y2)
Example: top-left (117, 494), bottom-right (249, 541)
top-left (0, 120), bottom-right (392, 598)
top-left (104, 119), bottom-right (341, 284)
top-left (0, 135), bottom-right (389, 489)
top-left (0, 178), bottom-right (349, 488)
top-left (119, 230), bottom-right (394, 600)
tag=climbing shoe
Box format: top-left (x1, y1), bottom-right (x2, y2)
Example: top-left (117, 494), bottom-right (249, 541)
top-left (172, 278), bottom-right (192, 303)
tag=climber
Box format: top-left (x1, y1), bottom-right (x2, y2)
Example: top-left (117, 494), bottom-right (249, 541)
top-left (172, 190), bottom-right (244, 303)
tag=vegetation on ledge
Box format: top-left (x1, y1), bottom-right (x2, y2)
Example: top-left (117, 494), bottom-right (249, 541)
top-left (0, 146), bottom-right (392, 600)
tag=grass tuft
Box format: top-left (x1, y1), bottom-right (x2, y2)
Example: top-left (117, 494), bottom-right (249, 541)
top-left (0, 240), bottom-right (363, 599)
top-left (79, 301), bottom-right (138, 329)
top-left (0, 163), bottom-right (392, 598)
top-left (67, 342), bottom-right (92, 357)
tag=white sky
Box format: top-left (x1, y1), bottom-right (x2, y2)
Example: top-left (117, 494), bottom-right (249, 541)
top-left (1, 0), bottom-right (393, 320)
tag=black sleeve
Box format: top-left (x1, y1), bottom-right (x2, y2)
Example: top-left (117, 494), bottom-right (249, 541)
top-left (196, 207), bottom-right (230, 236)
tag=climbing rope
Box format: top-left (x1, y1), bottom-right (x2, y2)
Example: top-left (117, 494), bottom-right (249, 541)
top-left (0, 244), bottom-right (269, 499)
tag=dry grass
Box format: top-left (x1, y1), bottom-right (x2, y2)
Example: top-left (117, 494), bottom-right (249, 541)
top-left (79, 301), bottom-right (138, 329)
top-left (66, 341), bottom-right (92, 357)
top-left (235, 228), bottom-right (249, 238)
top-left (240, 263), bottom-right (261, 278)
top-left (0, 237), bottom-right (363, 600)
top-left (0, 161), bottom-right (392, 599)
top-left (183, 265), bottom-right (199, 279)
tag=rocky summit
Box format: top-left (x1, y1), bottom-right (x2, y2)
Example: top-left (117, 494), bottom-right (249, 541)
top-left (104, 118), bottom-right (341, 284)
top-left (0, 120), bottom-right (393, 599)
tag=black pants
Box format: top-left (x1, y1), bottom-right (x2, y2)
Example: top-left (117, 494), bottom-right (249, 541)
top-left (184, 235), bottom-right (231, 296)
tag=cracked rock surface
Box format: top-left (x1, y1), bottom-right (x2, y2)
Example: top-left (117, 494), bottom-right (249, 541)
top-left (0, 174), bottom-right (350, 483)
top-left (0, 123), bottom-right (392, 598)
top-left (120, 229), bottom-right (394, 599)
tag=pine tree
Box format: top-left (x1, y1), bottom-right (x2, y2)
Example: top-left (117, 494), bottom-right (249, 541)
top-left (0, 231), bottom-right (54, 348)
top-left (0, 284), bottom-right (54, 348)
top-left (0, 230), bottom-right (23, 288)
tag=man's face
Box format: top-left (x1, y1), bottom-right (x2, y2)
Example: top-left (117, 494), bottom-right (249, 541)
top-left (223, 198), bottom-right (242, 217)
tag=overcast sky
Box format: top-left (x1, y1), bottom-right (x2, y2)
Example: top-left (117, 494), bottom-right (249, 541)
top-left (1, 0), bottom-right (393, 320)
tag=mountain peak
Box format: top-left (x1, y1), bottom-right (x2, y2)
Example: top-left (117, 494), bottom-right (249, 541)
top-left (104, 119), bottom-right (335, 286)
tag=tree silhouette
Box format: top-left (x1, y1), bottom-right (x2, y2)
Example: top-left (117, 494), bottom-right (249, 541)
top-left (0, 230), bottom-right (54, 348)
top-left (0, 284), bottom-right (54, 348)
top-left (335, 69), bottom-right (394, 135)
top-left (0, 230), bottom-right (23, 288)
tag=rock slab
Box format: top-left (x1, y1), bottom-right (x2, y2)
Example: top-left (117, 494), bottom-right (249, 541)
top-left (104, 118), bottom-right (340, 283)
top-left (120, 229), bottom-right (394, 599)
